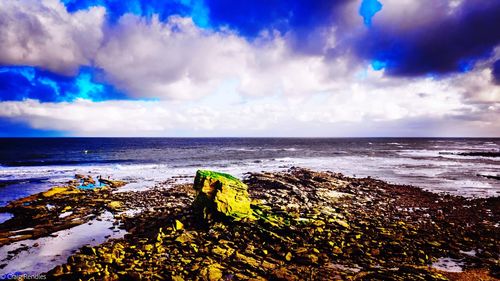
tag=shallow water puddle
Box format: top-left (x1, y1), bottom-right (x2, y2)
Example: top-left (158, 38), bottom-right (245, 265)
top-left (431, 257), bottom-right (464, 273)
top-left (0, 211), bottom-right (125, 275)
top-left (77, 181), bottom-right (105, 190)
top-left (58, 211), bottom-right (73, 219)
top-left (0, 213), bottom-right (13, 224)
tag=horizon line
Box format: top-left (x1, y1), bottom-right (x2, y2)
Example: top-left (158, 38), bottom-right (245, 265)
top-left (1, 136), bottom-right (499, 139)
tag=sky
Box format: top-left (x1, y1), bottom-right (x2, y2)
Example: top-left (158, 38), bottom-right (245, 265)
top-left (0, 0), bottom-right (499, 137)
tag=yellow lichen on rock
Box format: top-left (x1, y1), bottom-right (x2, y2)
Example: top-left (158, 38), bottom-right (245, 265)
top-left (98, 179), bottom-right (127, 188)
top-left (174, 220), bottom-right (184, 231)
top-left (193, 170), bottom-right (253, 220)
top-left (107, 201), bottom-right (123, 211)
top-left (42, 186), bottom-right (80, 197)
top-left (200, 264), bottom-right (223, 281)
top-left (172, 274), bottom-right (184, 281)
top-left (334, 219), bottom-right (350, 228)
top-left (175, 232), bottom-right (194, 244)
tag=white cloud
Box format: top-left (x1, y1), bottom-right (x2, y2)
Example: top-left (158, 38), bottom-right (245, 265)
top-left (95, 15), bottom-right (247, 99)
top-left (373, 0), bottom-right (454, 28)
top-left (456, 56), bottom-right (500, 104)
top-left (94, 15), bottom-right (343, 100)
top-left (0, 0), bottom-right (498, 136)
top-left (0, 69), bottom-right (498, 137)
top-left (0, 0), bottom-right (105, 75)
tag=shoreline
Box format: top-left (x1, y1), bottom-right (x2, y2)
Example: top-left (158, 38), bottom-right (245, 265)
top-left (0, 168), bottom-right (499, 280)
top-left (1, 141), bottom-right (499, 203)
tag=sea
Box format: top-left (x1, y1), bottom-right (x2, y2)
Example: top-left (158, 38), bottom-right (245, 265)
top-left (0, 138), bottom-right (499, 207)
top-left (0, 137), bottom-right (499, 274)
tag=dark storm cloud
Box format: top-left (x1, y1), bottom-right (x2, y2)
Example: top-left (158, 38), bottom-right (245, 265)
top-left (205, 0), bottom-right (354, 54)
top-left (356, 0), bottom-right (500, 77)
top-left (204, 0), bottom-right (500, 77)
top-left (493, 59), bottom-right (500, 85)
top-left (205, 0), bottom-right (351, 36)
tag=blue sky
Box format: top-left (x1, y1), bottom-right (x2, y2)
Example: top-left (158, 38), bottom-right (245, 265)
top-left (0, 0), bottom-right (499, 136)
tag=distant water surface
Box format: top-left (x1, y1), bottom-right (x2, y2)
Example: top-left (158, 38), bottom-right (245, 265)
top-left (0, 138), bottom-right (499, 205)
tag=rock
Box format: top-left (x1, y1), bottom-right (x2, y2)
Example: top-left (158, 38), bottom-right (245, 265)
top-left (334, 219), bottom-right (350, 228)
top-left (172, 275), bottom-right (184, 281)
top-left (175, 232), bottom-right (194, 244)
top-left (40, 168), bottom-right (500, 280)
top-left (51, 265), bottom-right (65, 277)
top-left (99, 179), bottom-right (127, 188)
top-left (83, 177), bottom-right (96, 186)
top-left (193, 170), bottom-right (253, 220)
top-left (200, 264), bottom-right (223, 281)
top-left (285, 252), bottom-right (293, 261)
top-left (174, 220), bottom-right (184, 231)
top-left (212, 245), bottom-right (235, 259)
top-left (477, 174), bottom-right (500, 181)
top-left (235, 252), bottom-right (260, 267)
top-left (81, 246), bottom-right (96, 255)
top-left (143, 244), bottom-right (153, 252)
top-left (107, 201), bottom-right (122, 211)
top-left (42, 187), bottom-right (80, 197)
top-left (457, 151), bottom-right (500, 157)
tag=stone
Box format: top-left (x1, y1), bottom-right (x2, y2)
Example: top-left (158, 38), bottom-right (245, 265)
top-left (108, 201), bottom-right (122, 211)
top-left (175, 232), bottom-right (193, 244)
top-left (334, 219), bottom-right (350, 228)
top-left (174, 220), bottom-right (184, 231)
top-left (200, 264), bottom-right (223, 281)
top-left (83, 177), bottom-right (96, 186)
top-left (99, 179), bottom-right (127, 188)
top-left (193, 170), bottom-right (252, 220)
top-left (42, 187), bottom-right (80, 197)
top-left (285, 252), bottom-right (292, 261)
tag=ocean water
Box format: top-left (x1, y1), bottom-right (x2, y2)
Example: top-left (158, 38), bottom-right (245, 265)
top-left (0, 138), bottom-right (499, 206)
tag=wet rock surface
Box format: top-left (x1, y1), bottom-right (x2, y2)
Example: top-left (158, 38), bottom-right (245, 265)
top-left (0, 169), bottom-right (498, 280)
top-left (0, 175), bottom-right (126, 247)
top-left (457, 151), bottom-right (500, 157)
top-left (439, 151), bottom-right (500, 158)
top-left (477, 174), bottom-right (500, 181)
top-left (33, 168), bottom-right (499, 280)
top-left (193, 170), bottom-right (253, 221)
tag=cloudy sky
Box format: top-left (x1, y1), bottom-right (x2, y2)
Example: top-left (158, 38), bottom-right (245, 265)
top-left (0, 0), bottom-right (499, 137)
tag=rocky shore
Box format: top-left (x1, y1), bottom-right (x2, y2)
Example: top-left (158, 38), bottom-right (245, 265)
top-left (0, 168), bottom-right (499, 280)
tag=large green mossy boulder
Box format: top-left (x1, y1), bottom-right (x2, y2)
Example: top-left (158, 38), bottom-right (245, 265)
top-left (193, 170), bottom-right (253, 220)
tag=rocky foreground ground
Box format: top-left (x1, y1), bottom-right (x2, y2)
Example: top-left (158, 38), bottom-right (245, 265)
top-left (1, 168), bottom-right (499, 280)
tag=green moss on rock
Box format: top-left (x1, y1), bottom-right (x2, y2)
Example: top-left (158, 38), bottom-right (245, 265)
top-left (193, 170), bottom-right (253, 220)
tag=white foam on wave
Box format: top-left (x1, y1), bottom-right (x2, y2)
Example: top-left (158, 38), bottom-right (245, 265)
top-left (222, 147), bottom-right (301, 152)
top-left (398, 149), bottom-right (466, 160)
top-left (455, 180), bottom-right (494, 189)
top-left (221, 147), bottom-right (258, 152)
top-left (483, 142), bottom-right (498, 146)
top-left (279, 148), bottom-right (300, 151)
top-left (1, 149), bottom-right (499, 198)
top-left (399, 149), bottom-right (456, 158)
